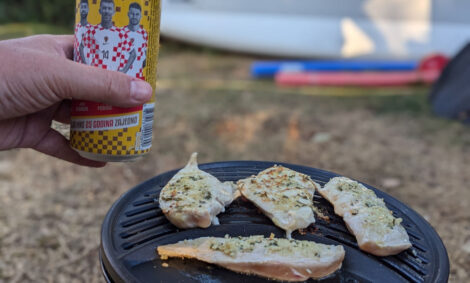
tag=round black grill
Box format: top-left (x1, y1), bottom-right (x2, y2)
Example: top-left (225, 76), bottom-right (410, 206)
top-left (100, 161), bottom-right (449, 283)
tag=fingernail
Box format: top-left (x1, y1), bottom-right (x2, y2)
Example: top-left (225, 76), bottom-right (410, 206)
top-left (130, 80), bottom-right (152, 102)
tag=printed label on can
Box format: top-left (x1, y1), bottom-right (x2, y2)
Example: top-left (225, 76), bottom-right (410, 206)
top-left (70, 0), bottom-right (160, 160)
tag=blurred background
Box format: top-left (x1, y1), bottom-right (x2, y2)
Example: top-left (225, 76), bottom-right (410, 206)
top-left (0, 0), bottom-right (469, 282)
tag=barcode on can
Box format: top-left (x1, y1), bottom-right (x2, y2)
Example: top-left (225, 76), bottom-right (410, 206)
top-left (139, 103), bottom-right (155, 150)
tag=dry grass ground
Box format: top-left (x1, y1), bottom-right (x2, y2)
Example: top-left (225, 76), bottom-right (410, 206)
top-left (0, 38), bottom-right (469, 282)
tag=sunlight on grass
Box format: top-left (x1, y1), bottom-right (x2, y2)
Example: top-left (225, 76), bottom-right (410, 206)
top-left (158, 77), bottom-right (430, 97)
top-left (0, 23), bottom-right (72, 40)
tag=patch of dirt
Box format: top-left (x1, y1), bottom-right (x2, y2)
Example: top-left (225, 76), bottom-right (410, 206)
top-left (1, 41), bottom-right (469, 282)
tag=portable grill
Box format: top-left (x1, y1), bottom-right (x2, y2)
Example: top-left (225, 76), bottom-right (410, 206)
top-left (100, 161), bottom-right (449, 283)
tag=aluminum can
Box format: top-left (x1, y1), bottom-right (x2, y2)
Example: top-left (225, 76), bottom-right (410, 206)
top-left (70, 0), bottom-right (161, 162)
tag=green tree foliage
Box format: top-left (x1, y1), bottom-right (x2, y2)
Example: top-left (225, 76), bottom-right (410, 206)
top-left (0, 0), bottom-right (75, 27)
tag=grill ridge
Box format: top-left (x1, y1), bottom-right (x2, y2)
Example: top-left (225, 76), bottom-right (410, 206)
top-left (407, 230), bottom-right (422, 240)
top-left (125, 204), bottom-right (159, 217)
top-left (324, 234), bottom-right (359, 249)
top-left (380, 257), bottom-right (424, 283)
top-left (143, 190), bottom-right (161, 197)
top-left (409, 251), bottom-right (429, 264)
top-left (119, 216), bottom-right (168, 239)
top-left (412, 242), bottom-right (427, 253)
top-left (395, 254), bottom-right (428, 276)
top-left (120, 210), bottom-right (160, 228)
top-left (132, 198), bottom-right (155, 207)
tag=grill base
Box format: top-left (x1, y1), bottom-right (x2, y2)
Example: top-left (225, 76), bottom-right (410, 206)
top-left (100, 161), bottom-right (449, 283)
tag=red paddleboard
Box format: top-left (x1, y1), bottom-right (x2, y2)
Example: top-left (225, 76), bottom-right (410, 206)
top-left (275, 70), bottom-right (441, 87)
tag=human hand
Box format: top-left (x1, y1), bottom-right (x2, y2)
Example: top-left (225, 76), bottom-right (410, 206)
top-left (0, 35), bottom-right (153, 167)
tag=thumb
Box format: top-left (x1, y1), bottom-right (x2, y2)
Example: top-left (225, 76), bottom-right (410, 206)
top-left (51, 59), bottom-right (153, 107)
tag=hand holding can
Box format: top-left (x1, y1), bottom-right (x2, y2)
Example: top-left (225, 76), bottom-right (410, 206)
top-left (71, 0), bottom-right (161, 162)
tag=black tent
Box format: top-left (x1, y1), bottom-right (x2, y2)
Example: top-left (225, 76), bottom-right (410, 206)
top-left (430, 44), bottom-right (470, 124)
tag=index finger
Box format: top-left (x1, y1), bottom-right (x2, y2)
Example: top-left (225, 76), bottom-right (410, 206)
top-left (8, 35), bottom-right (75, 59)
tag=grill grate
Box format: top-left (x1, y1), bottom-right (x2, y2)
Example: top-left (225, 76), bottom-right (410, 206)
top-left (101, 161), bottom-right (449, 283)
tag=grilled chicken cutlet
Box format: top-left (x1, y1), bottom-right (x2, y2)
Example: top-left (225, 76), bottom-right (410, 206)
top-left (159, 153), bottom-right (238, 229)
top-left (318, 177), bottom-right (411, 256)
top-left (158, 235), bottom-right (345, 281)
top-left (237, 166), bottom-right (320, 238)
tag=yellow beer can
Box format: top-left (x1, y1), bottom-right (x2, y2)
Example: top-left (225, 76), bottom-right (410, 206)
top-left (70, 0), bottom-right (161, 162)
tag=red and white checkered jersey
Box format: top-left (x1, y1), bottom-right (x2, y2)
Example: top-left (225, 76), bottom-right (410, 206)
top-left (120, 26), bottom-right (148, 79)
top-left (74, 23), bottom-right (92, 63)
top-left (81, 25), bottom-right (125, 71)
